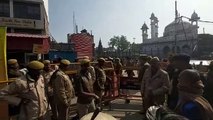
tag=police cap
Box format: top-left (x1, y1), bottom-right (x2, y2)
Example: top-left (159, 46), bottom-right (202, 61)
top-left (83, 56), bottom-right (90, 59)
top-left (43, 60), bottom-right (50, 65)
top-left (27, 61), bottom-right (44, 70)
top-left (60, 59), bottom-right (71, 66)
top-left (8, 59), bottom-right (18, 65)
top-left (81, 59), bottom-right (90, 65)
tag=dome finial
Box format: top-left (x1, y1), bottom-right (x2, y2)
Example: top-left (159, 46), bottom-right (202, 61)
top-left (191, 10), bottom-right (200, 21)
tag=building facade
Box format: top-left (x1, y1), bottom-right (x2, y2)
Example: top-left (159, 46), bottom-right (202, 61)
top-left (0, 0), bottom-right (49, 63)
top-left (140, 12), bottom-right (200, 58)
top-left (68, 29), bottom-right (95, 59)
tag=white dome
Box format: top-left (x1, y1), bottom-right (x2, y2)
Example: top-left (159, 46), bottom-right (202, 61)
top-left (163, 19), bottom-right (193, 37)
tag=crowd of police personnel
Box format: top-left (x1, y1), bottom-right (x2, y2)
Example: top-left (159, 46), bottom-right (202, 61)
top-left (1, 54), bottom-right (213, 120)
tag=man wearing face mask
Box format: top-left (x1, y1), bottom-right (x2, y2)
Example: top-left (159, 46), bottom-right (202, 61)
top-left (141, 57), bottom-right (170, 112)
top-left (51, 59), bottom-right (75, 120)
top-left (0, 60), bottom-right (48, 120)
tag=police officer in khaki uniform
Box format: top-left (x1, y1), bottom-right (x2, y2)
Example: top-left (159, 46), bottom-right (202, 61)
top-left (51, 59), bottom-right (75, 120)
top-left (83, 56), bottom-right (96, 84)
top-left (7, 59), bottom-right (22, 78)
top-left (76, 59), bottom-right (99, 119)
top-left (0, 60), bottom-right (48, 120)
top-left (94, 58), bottom-right (106, 108)
top-left (42, 60), bottom-right (56, 120)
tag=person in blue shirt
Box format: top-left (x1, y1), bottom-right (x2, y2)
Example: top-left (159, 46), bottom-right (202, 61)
top-left (175, 69), bottom-right (213, 120)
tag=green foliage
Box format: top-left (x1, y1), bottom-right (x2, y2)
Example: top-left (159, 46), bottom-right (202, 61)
top-left (108, 35), bottom-right (130, 51)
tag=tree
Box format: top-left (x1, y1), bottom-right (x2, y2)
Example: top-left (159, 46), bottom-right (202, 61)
top-left (108, 36), bottom-right (119, 50)
top-left (119, 35), bottom-right (130, 51)
top-left (108, 35), bottom-right (130, 52)
top-left (97, 39), bottom-right (104, 57)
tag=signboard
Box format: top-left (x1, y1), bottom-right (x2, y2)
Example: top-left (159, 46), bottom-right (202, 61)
top-left (33, 44), bottom-right (43, 54)
top-left (0, 17), bottom-right (44, 29)
top-left (0, 27), bottom-right (8, 82)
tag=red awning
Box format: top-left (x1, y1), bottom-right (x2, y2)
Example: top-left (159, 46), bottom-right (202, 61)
top-left (7, 33), bottom-right (50, 53)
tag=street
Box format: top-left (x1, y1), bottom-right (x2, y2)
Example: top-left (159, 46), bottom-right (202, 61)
top-left (103, 98), bottom-right (145, 120)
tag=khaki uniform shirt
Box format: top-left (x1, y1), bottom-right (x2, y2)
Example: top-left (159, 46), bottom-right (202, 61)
top-left (88, 66), bottom-right (96, 84)
top-left (94, 66), bottom-right (106, 91)
top-left (52, 70), bottom-right (75, 106)
top-left (0, 74), bottom-right (48, 120)
top-left (77, 71), bottom-right (94, 104)
top-left (42, 70), bottom-right (54, 96)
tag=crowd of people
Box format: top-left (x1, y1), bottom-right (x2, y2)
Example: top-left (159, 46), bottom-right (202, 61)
top-left (0, 54), bottom-right (213, 120)
top-left (137, 54), bottom-right (213, 120)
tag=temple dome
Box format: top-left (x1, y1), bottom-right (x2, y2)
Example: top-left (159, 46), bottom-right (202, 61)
top-left (191, 11), bottom-right (200, 20)
top-left (163, 18), bottom-right (193, 37)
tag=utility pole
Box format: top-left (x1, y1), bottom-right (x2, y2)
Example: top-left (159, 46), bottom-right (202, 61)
top-left (133, 38), bottom-right (136, 56)
top-left (174, 0), bottom-right (178, 54)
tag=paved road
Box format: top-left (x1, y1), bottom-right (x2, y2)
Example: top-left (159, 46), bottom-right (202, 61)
top-left (102, 99), bottom-right (145, 120)
top-left (99, 90), bottom-right (146, 120)
top-left (68, 90), bottom-right (145, 120)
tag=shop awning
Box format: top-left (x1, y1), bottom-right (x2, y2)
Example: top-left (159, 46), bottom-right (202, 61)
top-left (7, 33), bottom-right (50, 54)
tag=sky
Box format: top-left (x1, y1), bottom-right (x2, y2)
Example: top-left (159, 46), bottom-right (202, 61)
top-left (49, 0), bottom-right (213, 47)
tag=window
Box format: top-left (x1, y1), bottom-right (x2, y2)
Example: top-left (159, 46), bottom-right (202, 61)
top-left (14, 2), bottom-right (41, 20)
top-left (0, 1), bottom-right (10, 17)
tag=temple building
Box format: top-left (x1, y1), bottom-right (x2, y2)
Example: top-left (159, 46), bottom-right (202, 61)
top-left (140, 11), bottom-right (200, 58)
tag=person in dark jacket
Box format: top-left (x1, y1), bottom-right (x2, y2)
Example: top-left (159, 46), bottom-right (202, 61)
top-left (203, 61), bottom-right (213, 107)
top-left (138, 54), bottom-right (150, 113)
top-left (167, 54), bottom-right (192, 110)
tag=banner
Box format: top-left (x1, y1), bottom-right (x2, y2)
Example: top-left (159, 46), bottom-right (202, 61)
top-left (33, 44), bottom-right (43, 54)
top-left (0, 27), bottom-right (7, 82)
